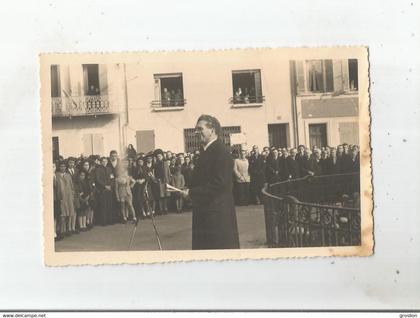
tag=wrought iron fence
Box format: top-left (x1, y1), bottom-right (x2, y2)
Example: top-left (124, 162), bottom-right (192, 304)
top-left (151, 99), bottom-right (186, 108)
top-left (262, 173), bottom-right (361, 248)
top-left (229, 95), bottom-right (265, 104)
top-left (52, 95), bottom-right (112, 117)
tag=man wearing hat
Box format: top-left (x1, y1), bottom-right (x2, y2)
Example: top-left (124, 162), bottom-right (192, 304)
top-left (181, 114), bottom-right (240, 250)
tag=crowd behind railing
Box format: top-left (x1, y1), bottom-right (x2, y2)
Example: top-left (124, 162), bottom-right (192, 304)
top-left (52, 142), bottom-right (360, 242)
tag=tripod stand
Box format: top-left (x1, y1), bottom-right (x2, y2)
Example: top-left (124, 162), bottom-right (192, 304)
top-left (128, 180), bottom-right (163, 250)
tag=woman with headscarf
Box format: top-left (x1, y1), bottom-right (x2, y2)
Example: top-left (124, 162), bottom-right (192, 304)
top-left (132, 156), bottom-right (147, 218)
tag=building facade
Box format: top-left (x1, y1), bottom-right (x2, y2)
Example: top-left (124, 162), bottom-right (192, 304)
top-left (291, 59), bottom-right (359, 148)
top-left (49, 53), bottom-right (359, 158)
top-left (50, 63), bottom-right (127, 158)
top-left (124, 50), bottom-right (296, 154)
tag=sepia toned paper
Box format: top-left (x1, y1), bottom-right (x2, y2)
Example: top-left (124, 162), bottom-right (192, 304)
top-left (41, 47), bottom-right (373, 265)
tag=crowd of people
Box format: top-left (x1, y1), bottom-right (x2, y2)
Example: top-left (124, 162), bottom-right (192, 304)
top-left (52, 142), bottom-right (360, 242)
top-left (161, 87), bottom-right (184, 107)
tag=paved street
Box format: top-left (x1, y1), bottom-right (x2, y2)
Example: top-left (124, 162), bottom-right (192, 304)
top-left (55, 205), bottom-right (266, 252)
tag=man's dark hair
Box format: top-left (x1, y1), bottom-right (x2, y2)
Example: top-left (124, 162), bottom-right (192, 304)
top-left (197, 114), bottom-right (221, 137)
top-left (109, 150), bottom-right (118, 156)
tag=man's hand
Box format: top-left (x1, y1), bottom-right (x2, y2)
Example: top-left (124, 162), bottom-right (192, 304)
top-left (105, 185), bottom-right (111, 191)
top-left (180, 189), bottom-right (190, 199)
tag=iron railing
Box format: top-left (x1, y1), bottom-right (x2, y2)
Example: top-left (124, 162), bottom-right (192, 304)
top-left (52, 95), bottom-right (113, 117)
top-left (229, 95), bottom-right (265, 105)
top-left (262, 173), bottom-right (361, 248)
top-left (151, 99), bottom-right (186, 108)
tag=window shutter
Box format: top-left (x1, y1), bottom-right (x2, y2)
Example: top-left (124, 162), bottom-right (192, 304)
top-left (253, 70), bottom-right (262, 98)
top-left (154, 77), bottom-right (161, 101)
top-left (295, 61), bottom-right (306, 94)
top-left (342, 60), bottom-right (350, 91)
top-left (83, 134), bottom-right (93, 156)
top-left (93, 134), bottom-right (104, 156)
top-left (333, 60), bottom-right (344, 93)
top-left (82, 65), bottom-right (89, 95)
top-left (99, 64), bottom-right (108, 95)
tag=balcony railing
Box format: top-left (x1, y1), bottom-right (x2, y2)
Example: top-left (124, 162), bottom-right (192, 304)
top-left (262, 173), bottom-right (361, 248)
top-left (52, 95), bottom-right (113, 117)
top-left (229, 95), bottom-right (265, 105)
top-left (151, 99), bottom-right (186, 108)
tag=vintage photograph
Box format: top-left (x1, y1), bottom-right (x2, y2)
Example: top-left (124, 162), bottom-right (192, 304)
top-left (41, 47), bottom-right (373, 265)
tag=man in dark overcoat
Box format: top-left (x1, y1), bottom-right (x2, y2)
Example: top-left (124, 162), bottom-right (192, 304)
top-left (182, 115), bottom-right (240, 250)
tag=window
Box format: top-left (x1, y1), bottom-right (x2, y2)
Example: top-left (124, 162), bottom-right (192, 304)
top-left (83, 64), bottom-right (100, 95)
top-left (309, 124), bottom-right (327, 148)
top-left (295, 59), bottom-right (357, 94)
top-left (153, 73), bottom-right (185, 107)
top-left (306, 60), bottom-right (334, 93)
top-left (348, 59), bottom-right (358, 91)
top-left (231, 70), bottom-right (263, 104)
top-left (50, 65), bottom-right (61, 97)
top-left (82, 64), bottom-right (108, 96)
top-left (184, 126), bottom-right (241, 153)
top-left (268, 124), bottom-right (289, 148)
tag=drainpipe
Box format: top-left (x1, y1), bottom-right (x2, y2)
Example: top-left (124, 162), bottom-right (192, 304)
top-left (121, 63), bottom-right (130, 154)
top-left (289, 61), bottom-right (299, 147)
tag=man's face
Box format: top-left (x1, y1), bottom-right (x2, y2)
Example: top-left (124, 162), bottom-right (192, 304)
top-left (68, 160), bottom-right (75, 169)
top-left (101, 158), bottom-right (108, 167)
top-left (272, 149), bottom-right (278, 157)
top-left (282, 149), bottom-right (288, 157)
top-left (291, 149), bottom-right (297, 157)
top-left (195, 120), bottom-right (214, 144)
top-left (331, 149), bottom-right (337, 157)
top-left (110, 152), bottom-right (118, 161)
top-left (157, 154), bottom-right (163, 161)
top-left (253, 146), bottom-right (259, 153)
top-left (59, 164), bottom-right (66, 173)
top-left (338, 146), bottom-right (344, 154)
top-left (83, 162), bottom-right (90, 171)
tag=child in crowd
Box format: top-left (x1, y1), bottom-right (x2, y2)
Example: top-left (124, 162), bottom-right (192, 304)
top-left (115, 160), bottom-right (137, 223)
top-left (170, 165), bottom-right (185, 213)
top-left (77, 171), bottom-right (92, 231)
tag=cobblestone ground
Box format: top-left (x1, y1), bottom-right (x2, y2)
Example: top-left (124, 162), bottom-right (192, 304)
top-left (55, 204), bottom-right (266, 252)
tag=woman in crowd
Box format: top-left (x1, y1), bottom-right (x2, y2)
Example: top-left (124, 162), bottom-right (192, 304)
top-left (153, 149), bottom-right (171, 215)
top-left (132, 156), bottom-right (147, 218)
top-left (81, 159), bottom-right (96, 228)
top-left (53, 162), bottom-right (63, 241)
top-left (95, 157), bottom-right (113, 226)
top-left (170, 165), bottom-right (185, 213)
top-left (76, 170), bottom-right (92, 231)
top-left (142, 153), bottom-right (157, 216)
top-left (115, 159), bottom-right (137, 223)
top-left (126, 144), bottom-right (137, 159)
top-left (233, 149), bottom-right (251, 206)
top-left (56, 160), bottom-right (76, 236)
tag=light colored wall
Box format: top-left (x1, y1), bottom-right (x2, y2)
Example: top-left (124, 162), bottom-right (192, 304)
top-left (124, 50), bottom-right (295, 152)
top-left (296, 94), bottom-right (359, 147)
top-left (52, 116), bottom-right (121, 157)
